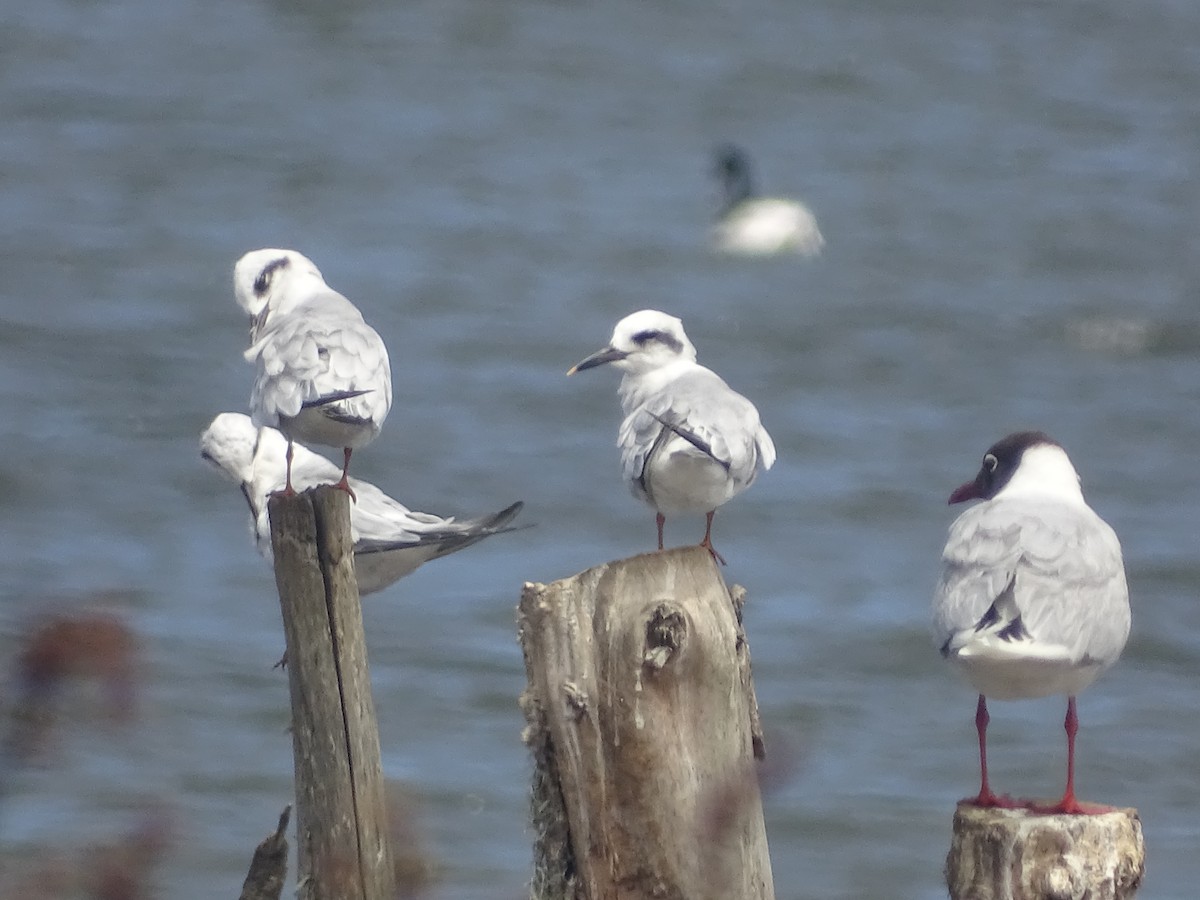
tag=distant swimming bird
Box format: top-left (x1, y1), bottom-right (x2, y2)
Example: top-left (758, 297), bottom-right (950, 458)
top-left (711, 144), bottom-right (824, 257)
top-left (233, 248), bottom-right (393, 499)
top-left (933, 431), bottom-right (1130, 814)
top-left (200, 413), bottom-right (525, 595)
top-left (567, 309), bottom-right (775, 563)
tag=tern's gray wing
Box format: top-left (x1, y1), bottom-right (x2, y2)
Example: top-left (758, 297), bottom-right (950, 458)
top-left (246, 291), bottom-right (392, 430)
top-left (238, 427), bottom-right (525, 593)
top-left (351, 501), bottom-right (527, 594)
top-left (355, 501), bottom-right (526, 557)
top-left (933, 499), bottom-right (1129, 668)
top-left (618, 367), bottom-right (774, 495)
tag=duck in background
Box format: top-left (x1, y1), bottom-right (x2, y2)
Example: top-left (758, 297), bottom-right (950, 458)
top-left (711, 143), bottom-right (824, 258)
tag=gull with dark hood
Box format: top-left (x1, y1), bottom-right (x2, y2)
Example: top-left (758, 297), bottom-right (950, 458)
top-left (933, 430), bottom-right (1130, 814)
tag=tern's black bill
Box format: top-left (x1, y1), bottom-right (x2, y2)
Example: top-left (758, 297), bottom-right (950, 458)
top-left (566, 346), bottom-right (629, 375)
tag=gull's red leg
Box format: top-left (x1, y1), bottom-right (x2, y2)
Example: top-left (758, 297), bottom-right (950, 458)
top-left (1050, 696), bottom-right (1091, 814)
top-left (973, 694), bottom-right (998, 806)
top-left (698, 510), bottom-right (726, 565)
top-left (1022, 697), bottom-right (1113, 814)
top-left (969, 695), bottom-right (1019, 808)
top-left (1024, 697), bottom-right (1112, 815)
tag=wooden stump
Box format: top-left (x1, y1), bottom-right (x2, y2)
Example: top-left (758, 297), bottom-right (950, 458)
top-left (518, 546), bottom-right (773, 900)
top-left (239, 806), bottom-right (291, 900)
top-left (268, 487), bottom-right (395, 900)
top-left (946, 802), bottom-right (1145, 900)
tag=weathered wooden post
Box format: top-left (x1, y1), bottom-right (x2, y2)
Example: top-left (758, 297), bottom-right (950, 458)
top-left (946, 803), bottom-right (1145, 899)
top-left (517, 546), bottom-right (773, 900)
top-left (267, 486), bottom-right (395, 900)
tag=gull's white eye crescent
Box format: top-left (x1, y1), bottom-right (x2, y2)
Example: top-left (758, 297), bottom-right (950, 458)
top-left (982, 453), bottom-right (998, 473)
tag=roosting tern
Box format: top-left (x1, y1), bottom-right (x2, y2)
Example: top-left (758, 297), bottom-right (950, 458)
top-left (200, 413), bottom-right (525, 595)
top-left (567, 309), bottom-right (775, 564)
top-left (233, 248), bottom-right (392, 499)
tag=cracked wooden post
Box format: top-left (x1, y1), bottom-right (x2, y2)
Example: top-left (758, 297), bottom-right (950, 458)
top-left (946, 803), bottom-right (1145, 899)
top-left (268, 486), bottom-right (395, 900)
top-left (517, 546), bottom-right (772, 900)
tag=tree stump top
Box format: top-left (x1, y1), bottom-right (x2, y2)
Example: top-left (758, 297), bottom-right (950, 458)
top-left (947, 801), bottom-right (1145, 900)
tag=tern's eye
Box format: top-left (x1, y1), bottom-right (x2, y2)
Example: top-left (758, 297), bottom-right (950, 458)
top-left (631, 329), bottom-right (664, 346)
top-left (253, 256), bottom-right (290, 297)
top-left (982, 453), bottom-right (998, 473)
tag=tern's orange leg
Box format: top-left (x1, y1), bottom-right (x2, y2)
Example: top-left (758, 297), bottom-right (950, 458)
top-left (698, 511), bottom-right (726, 566)
top-left (276, 440), bottom-right (298, 497)
top-left (333, 447), bottom-right (358, 502)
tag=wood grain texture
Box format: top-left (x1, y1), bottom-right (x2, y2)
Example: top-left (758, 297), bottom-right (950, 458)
top-left (268, 486), bottom-right (394, 900)
top-left (946, 802), bottom-right (1145, 900)
top-left (519, 546), bottom-right (774, 900)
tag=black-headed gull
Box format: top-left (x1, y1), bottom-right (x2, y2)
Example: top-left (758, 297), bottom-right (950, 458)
top-left (933, 431), bottom-right (1130, 814)
top-left (200, 413), bottom-right (524, 595)
top-left (711, 144), bottom-right (824, 258)
top-left (233, 248), bottom-right (393, 499)
top-left (567, 309), bottom-right (775, 564)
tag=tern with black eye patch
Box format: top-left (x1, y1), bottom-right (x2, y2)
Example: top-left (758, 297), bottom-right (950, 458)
top-left (933, 431), bottom-right (1130, 815)
top-left (567, 309), bottom-right (775, 563)
top-left (232, 248), bottom-right (392, 499)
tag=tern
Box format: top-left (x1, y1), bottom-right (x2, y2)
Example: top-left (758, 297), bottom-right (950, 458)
top-left (233, 248), bottom-right (393, 499)
top-left (200, 413), bottom-right (524, 595)
top-left (568, 309), bottom-right (775, 563)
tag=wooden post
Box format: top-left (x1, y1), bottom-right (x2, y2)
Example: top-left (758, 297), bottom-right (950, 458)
top-left (946, 803), bottom-right (1145, 900)
top-left (267, 487), bottom-right (395, 900)
top-left (518, 546), bottom-right (773, 900)
top-left (239, 806), bottom-right (291, 900)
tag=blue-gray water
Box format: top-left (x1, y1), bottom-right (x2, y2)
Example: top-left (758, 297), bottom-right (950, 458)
top-left (1, 0), bottom-right (1198, 896)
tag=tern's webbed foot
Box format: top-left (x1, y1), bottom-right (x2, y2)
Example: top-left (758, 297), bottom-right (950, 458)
top-left (332, 475), bottom-right (357, 503)
top-left (699, 538), bottom-right (727, 566)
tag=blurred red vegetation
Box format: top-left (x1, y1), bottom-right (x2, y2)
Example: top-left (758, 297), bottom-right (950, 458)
top-left (386, 781), bottom-right (437, 899)
top-left (7, 610), bottom-right (139, 761)
top-left (701, 731), bottom-right (806, 841)
top-left (0, 806), bottom-right (173, 900)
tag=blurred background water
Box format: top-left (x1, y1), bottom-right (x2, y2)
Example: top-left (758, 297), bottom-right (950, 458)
top-left (0, 0), bottom-right (1197, 896)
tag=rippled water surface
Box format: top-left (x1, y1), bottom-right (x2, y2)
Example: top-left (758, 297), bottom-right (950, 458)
top-left (1, 0), bottom-right (1198, 896)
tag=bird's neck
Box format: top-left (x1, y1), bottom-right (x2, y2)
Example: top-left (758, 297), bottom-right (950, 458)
top-left (618, 360), bottom-right (700, 413)
top-left (997, 446), bottom-right (1087, 504)
top-left (721, 168), bottom-right (755, 213)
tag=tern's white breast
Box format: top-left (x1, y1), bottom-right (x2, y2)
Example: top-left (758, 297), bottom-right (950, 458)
top-left (638, 436), bottom-right (739, 515)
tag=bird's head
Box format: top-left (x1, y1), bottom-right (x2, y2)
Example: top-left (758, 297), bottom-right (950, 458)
top-left (567, 309), bottom-right (698, 378)
top-left (232, 248), bottom-right (324, 335)
top-left (199, 413), bottom-right (261, 485)
top-left (949, 431), bottom-right (1081, 504)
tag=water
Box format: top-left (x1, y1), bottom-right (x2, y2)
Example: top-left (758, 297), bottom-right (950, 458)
top-left (0, 0), bottom-right (1197, 895)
